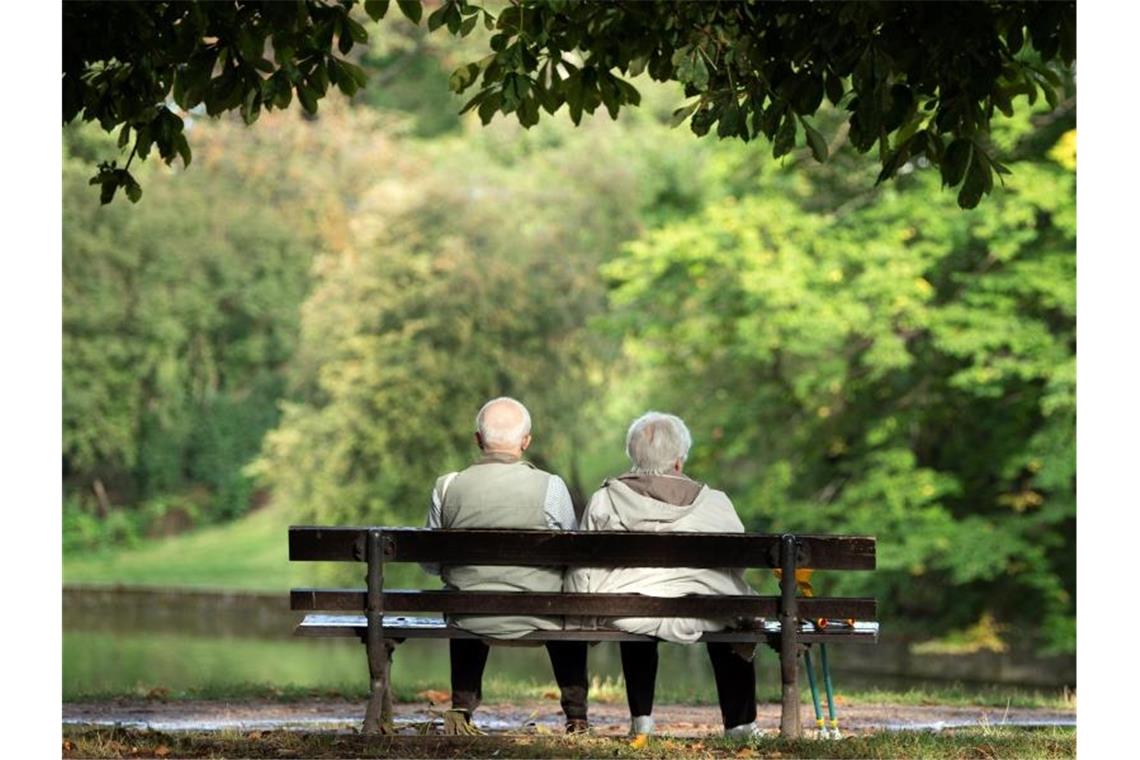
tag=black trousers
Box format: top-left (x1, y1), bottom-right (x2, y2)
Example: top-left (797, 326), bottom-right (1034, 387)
top-left (450, 639), bottom-right (589, 720)
top-left (620, 641), bottom-right (757, 729)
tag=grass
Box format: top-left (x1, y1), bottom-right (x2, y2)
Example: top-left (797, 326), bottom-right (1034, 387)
top-left (64, 505), bottom-right (293, 591)
top-left (61, 726), bottom-right (1077, 759)
top-left (63, 504), bottom-right (435, 590)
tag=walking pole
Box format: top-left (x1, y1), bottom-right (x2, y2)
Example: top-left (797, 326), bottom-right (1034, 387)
top-left (802, 647), bottom-right (825, 737)
top-left (819, 642), bottom-right (840, 738)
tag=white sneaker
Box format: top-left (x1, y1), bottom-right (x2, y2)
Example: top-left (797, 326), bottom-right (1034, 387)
top-left (724, 722), bottom-right (761, 741)
top-left (630, 715), bottom-right (655, 736)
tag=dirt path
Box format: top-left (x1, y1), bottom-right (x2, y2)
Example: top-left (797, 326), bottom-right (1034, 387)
top-left (63, 698), bottom-right (1076, 736)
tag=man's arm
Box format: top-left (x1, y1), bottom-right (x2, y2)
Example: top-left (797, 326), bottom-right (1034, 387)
top-left (544, 475), bottom-right (578, 530)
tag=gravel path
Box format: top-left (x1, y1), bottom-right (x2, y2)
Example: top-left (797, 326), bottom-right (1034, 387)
top-left (63, 698), bottom-right (1076, 736)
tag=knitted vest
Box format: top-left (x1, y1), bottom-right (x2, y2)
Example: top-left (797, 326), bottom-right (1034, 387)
top-left (438, 454), bottom-right (565, 637)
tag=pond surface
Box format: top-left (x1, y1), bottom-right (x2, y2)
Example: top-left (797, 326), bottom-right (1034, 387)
top-left (63, 586), bottom-right (1074, 701)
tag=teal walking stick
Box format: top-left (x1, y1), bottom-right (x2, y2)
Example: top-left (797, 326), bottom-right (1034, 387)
top-left (803, 647), bottom-right (825, 737)
top-left (819, 643), bottom-right (840, 738)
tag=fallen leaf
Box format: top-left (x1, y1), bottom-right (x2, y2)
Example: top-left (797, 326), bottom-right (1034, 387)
top-left (542, 690), bottom-right (559, 700)
top-left (416, 689), bottom-right (451, 704)
top-left (146, 686), bottom-right (170, 701)
top-left (154, 745), bottom-right (170, 757)
top-left (629, 733), bottom-right (650, 749)
top-left (62, 740), bottom-right (74, 751)
top-left (735, 748), bottom-right (757, 758)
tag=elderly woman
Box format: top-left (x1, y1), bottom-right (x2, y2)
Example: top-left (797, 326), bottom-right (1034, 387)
top-left (567, 412), bottom-right (760, 739)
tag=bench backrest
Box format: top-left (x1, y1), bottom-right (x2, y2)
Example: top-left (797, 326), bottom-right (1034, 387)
top-left (288, 527), bottom-right (877, 622)
top-left (289, 527), bottom-right (876, 569)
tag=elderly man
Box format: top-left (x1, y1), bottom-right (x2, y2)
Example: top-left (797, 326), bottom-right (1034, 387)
top-left (424, 396), bottom-right (589, 735)
top-left (567, 411), bottom-right (760, 739)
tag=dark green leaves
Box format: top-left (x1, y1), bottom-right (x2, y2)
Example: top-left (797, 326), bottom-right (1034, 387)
top-left (396, 0), bottom-right (422, 25)
top-left (364, 0), bottom-right (390, 22)
top-left (89, 164), bottom-right (142, 205)
top-left (940, 137), bottom-right (998, 209)
top-left (801, 118), bottom-right (829, 162)
top-left (421, 0), bottom-right (1074, 209)
top-left (65, 0), bottom-right (1075, 208)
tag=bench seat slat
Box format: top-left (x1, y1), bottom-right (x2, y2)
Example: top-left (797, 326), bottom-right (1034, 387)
top-left (290, 589), bottom-right (877, 620)
top-left (288, 527), bottom-right (876, 570)
top-left (295, 614), bottom-right (880, 644)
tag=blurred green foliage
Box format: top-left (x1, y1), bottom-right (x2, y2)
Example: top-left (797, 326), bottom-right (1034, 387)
top-left (63, 24), bottom-right (1074, 654)
top-left (63, 103), bottom-right (398, 533)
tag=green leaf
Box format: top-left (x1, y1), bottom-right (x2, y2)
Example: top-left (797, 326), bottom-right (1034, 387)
top-left (240, 87), bottom-right (261, 124)
top-left (427, 5), bottom-right (447, 32)
top-left (124, 173), bottom-right (143, 203)
top-left (1007, 25), bottom-right (1024, 54)
top-left (790, 73), bottom-right (824, 115)
top-left (396, 1), bottom-right (422, 24)
top-left (941, 138), bottom-right (973, 188)
top-left (363, 0), bottom-right (390, 22)
top-left (477, 90), bottom-right (502, 124)
top-left (875, 146), bottom-right (910, 185)
top-left (802, 119), bottom-right (828, 162)
top-left (772, 112), bottom-right (797, 158)
top-left (174, 132), bottom-right (191, 167)
top-left (458, 89), bottom-right (487, 115)
top-left (670, 100), bottom-right (699, 128)
top-left (716, 102), bottom-right (740, 138)
top-left (297, 84), bottom-right (318, 114)
top-left (460, 13), bottom-right (478, 36)
top-left (957, 154), bottom-right (989, 209)
top-left (691, 53), bottom-right (709, 90)
top-left (825, 70), bottom-right (844, 105)
top-left (449, 63), bottom-right (480, 93)
top-left (338, 20), bottom-right (354, 55)
top-left (346, 17), bottom-right (368, 43)
top-left (613, 77), bottom-right (640, 106)
top-left (339, 60), bottom-right (368, 87)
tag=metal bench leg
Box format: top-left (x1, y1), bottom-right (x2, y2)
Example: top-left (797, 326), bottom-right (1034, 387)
top-left (363, 633), bottom-right (391, 733)
top-left (363, 529), bottom-right (395, 734)
top-left (381, 641), bottom-right (396, 726)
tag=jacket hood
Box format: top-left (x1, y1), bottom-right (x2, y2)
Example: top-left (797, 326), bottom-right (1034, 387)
top-left (602, 475), bottom-right (712, 530)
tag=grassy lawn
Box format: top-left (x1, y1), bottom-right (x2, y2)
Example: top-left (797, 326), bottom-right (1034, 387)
top-left (62, 726), bottom-right (1077, 759)
top-left (63, 506), bottom-right (436, 590)
top-left (64, 506), bottom-right (292, 591)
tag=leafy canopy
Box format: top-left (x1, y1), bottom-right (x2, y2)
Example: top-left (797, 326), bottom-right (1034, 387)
top-left (63, 0), bottom-right (1074, 208)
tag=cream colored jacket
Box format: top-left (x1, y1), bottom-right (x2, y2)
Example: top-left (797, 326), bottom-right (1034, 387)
top-left (565, 476), bottom-right (758, 643)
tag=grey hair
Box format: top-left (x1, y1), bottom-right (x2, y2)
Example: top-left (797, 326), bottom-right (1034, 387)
top-left (475, 396), bottom-right (532, 448)
top-left (625, 411), bottom-right (692, 474)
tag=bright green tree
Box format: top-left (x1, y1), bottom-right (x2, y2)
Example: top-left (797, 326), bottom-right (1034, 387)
top-left (603, 120), bottom-right (1075, 652)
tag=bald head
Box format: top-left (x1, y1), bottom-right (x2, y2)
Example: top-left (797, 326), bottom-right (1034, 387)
top-left (475, 397), bottom-right (533, 455)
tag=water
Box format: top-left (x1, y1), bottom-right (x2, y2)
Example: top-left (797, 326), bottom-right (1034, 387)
top-left (62, 586), bottom-right (1074, 700)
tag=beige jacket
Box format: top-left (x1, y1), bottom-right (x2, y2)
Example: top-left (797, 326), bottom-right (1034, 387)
top-left (565, 474), bottom-right (758, 643)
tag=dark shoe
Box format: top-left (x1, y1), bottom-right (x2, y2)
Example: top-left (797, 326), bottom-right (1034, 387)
top-left (565, 718), bottom-right (590, 734)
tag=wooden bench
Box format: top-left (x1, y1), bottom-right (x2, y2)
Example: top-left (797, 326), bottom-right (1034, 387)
top-left (288, 526), bottom-right (878, 738)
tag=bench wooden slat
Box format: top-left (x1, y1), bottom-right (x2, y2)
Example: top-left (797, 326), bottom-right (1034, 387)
top-left (288, 527), bottom-right (876, 570)
top-left (294, 614), bottom-right (880, 644)
top-left (290, 588), bottom-right (877, 620)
